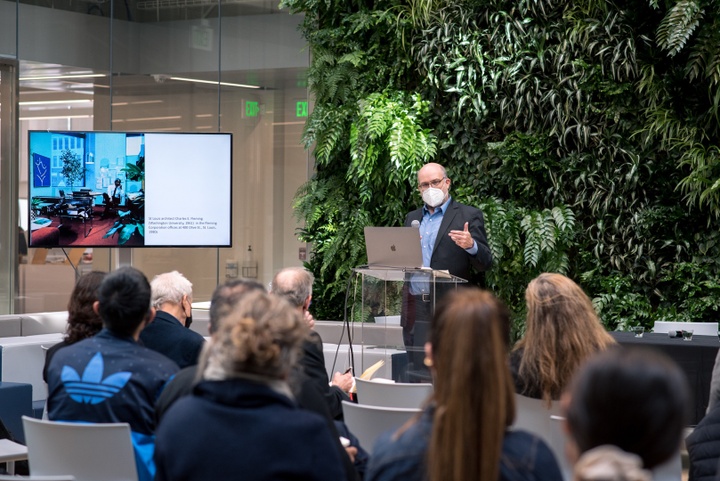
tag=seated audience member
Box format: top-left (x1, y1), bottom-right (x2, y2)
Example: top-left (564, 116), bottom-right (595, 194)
top-left (153, 277), bottom-right (264, 421)
top-left (43, 271), bottom-right (107, 383)
top-left (564, 347), bottom-right (689, 480)
top-left (511, 273), bottom-right (615, 403)
top-left (154, 290), bottom-right (346, 481)
top-left (155, 276), bottom-right (361, 481)
top-left (46, 266), bottom-right (179, 481)
top-left (366, 288), bottom-right (562, 481)
top-left (139, 270), bottom-right (205, 368)
top-left (270, 266), bottom-right (353, 420)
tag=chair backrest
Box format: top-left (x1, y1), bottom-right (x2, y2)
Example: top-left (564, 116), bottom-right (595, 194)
top-left (355, 378), bottom-right (433, 408)
top-left (21, 311), bottom-right (68, 336)
top-left (513, 394), bottom-right (571, 480)
top-left (653, 321), bottom-right (718, 336)
top-left (0, 333), bottom-right (64, 402)
top-left (341, 400), bottom-right (420, 452)
top-left (22, 416), bottom-right (138, 481)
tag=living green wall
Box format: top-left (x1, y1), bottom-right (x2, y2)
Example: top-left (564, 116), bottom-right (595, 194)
top-left (282, 0), bottom-right (720, 335)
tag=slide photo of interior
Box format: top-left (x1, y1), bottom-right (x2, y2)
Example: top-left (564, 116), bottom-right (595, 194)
top-left (28, 131), bottom-right (146, 248)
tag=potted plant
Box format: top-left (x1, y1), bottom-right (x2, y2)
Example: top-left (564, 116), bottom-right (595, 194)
top-left (121, 156), bottom-right (144, 192)
top-left (59, 149), bottom-right (84, 191)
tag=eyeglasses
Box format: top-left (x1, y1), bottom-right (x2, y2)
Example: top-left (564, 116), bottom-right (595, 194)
top-left (418, 177), bottom-right (446, 191)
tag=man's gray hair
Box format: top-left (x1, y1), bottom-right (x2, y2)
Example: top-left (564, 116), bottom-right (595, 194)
top-left (151, 270), bottom-right (193, 308)
top-left (270, 267), bottom-right (314, 308)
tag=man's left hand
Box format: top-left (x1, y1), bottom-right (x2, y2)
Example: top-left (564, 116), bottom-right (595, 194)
top-left (449, 222), bottom-right (474, 250)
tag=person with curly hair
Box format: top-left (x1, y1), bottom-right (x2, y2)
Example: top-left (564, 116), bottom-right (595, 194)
top-left (42, 270), bottom-right (107, 382)
top-left (154, 290), bottom-right (346, 481)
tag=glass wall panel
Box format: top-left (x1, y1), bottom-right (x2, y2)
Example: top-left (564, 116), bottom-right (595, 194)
top-left (0, 0), bottom-right (17, 58)
top-left (5, 1), bottom-right (309, 312)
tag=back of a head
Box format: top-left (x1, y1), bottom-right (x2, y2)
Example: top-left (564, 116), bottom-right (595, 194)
top-left (203, 290), bottom-right (306, 380)
top-left (566, 347), bottom-right (689, 469)
top-left (151, 270), bottom-right (192, 308)
top-left (66, 271), bottom-right (107, 344)
top-left (98, 267), bottom-right (152, 337)
top-left (208, 278), bottom-right (265, 334)
top-left (517, 273), bottom-right (615, 401)
top-left (270, 267), bottom-right (313, 308)
top-left (428, 288), bottom-right (515, 481)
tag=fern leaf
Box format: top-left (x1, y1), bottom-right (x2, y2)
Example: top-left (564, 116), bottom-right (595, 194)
top-left (657, 0), bottom-right (704, 57)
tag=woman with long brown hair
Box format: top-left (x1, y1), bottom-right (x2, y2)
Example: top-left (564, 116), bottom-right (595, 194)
top-left (511, 273), bottom-right (615, 404)
top-left (366, 288), bottom-right (561, 481)
top-left (42, 270), bottom-right (107, 383)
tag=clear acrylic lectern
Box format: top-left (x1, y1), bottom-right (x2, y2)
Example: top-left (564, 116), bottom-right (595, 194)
top-left (349, 267), bottom-right (467, 382)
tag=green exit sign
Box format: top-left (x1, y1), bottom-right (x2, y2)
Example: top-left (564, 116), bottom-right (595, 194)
top-left (296, 101), bottom-right (308, 117)
top-left (245, 101), bottom-right (259, 117)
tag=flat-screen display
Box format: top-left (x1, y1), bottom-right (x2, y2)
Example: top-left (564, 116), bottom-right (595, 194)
top-left (28, 131), bottom-right (232, 248)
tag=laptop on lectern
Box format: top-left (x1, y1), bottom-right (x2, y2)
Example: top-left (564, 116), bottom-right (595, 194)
top-left (364, 226), bottom-right (423, 268)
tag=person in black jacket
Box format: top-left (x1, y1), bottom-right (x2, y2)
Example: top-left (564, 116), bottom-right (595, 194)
top-left (140, 270), bottom-right (205, 368)
top-left (401, 162), bottom-right (492, 377)
top-left (565, 347), bottom-right (689, 479)
top-left (271, 266), bottom-right (353, 420)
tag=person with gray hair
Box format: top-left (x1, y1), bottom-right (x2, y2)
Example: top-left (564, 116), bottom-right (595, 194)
top-left (271, 266), bottom-right (353, 420)
top-left (140, 270), bottom-right (205, 368)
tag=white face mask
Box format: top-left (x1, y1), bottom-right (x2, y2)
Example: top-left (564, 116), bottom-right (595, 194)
top-left (422, 187), bottom-right (445, 208)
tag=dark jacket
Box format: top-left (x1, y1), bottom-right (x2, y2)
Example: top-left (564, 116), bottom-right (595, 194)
top-left (404, 198), bottom-right (492, 283)
top-left (366, 406), bottom-right (562, 481)
top-left (139, 310), bottom-right (205, 368)
top-left (302, 330), bottom-right (351, 420)
top-left (687, 404), bottom-right (720, 481)
top-left (43, 339), bottom-right (70, 383)
top-left (154, 345), bottom-right (360, 481)
top-left (509, 348), bottom-right (546, 400)
top-left (154, 378), bottom-right (346, 481)
top-left (46, 329), bottom-right (178, 481)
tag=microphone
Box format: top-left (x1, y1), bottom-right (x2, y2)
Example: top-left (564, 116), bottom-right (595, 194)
top-left (411, 220), bottom-right (420, 228)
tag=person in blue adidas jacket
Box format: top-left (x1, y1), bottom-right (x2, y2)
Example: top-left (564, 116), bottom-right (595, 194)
top-left (46, 266), bottom-right (179, 481)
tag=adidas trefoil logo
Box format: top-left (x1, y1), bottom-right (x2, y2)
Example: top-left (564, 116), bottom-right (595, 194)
top-left (61, 352), bottom-right (132, 404)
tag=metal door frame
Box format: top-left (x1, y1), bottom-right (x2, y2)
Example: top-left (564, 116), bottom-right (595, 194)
top-left (0, 57), bottom-right (19, 313)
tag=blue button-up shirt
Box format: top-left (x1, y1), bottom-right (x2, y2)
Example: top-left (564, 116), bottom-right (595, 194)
top-left (410, 196), bottom-right (477, 294)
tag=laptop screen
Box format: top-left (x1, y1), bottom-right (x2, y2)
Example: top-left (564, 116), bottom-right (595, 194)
top-left (364, 226), bottom-right (423, 268)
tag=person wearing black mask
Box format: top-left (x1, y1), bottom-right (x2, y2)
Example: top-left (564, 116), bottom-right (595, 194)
top-left (140, 270), bottom-right (205, 368)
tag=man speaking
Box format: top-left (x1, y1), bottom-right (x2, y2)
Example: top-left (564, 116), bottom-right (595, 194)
top-left (402, 162), bottom-right (492, 378)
